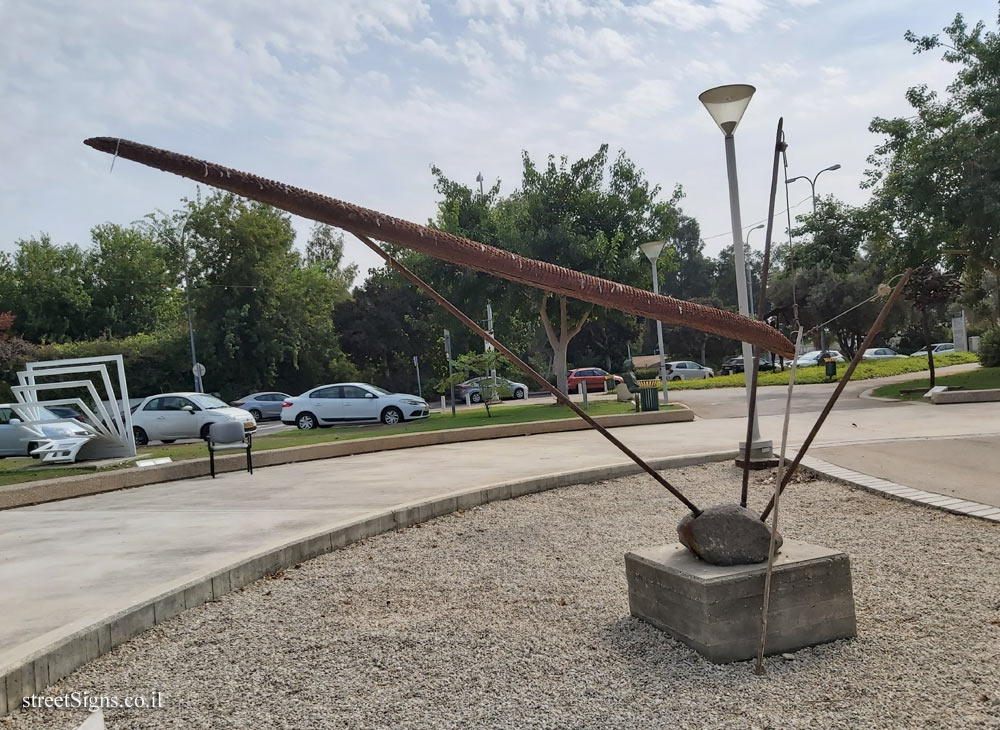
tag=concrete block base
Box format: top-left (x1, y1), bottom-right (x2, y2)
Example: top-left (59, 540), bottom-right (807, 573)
top-left (625, 540), bottom-right (856, 663)
top-left (735, 440), bottom-right (777, 470)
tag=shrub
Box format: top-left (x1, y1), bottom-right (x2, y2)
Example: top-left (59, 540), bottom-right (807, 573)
top-left (980, 327), bottom-right (1000, 367)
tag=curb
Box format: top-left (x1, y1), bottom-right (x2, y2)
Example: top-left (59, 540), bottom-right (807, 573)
top-left (0, 407), bottom-right (694, 511)
top-left (0, 448), bottom-right (733, 716)
top-left (793, 452), bottom-right (1000, 524)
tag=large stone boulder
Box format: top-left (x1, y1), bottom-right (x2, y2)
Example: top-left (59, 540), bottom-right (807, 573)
top-left (677, 503), bottom-right (782, 566)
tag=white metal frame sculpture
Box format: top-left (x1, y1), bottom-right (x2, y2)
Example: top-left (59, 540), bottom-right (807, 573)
top-left (4, 355), bottom-right (136, 464)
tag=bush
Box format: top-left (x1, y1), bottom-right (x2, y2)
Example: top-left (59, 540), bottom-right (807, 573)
top-left (980, 327), bottom-right (1000, 367)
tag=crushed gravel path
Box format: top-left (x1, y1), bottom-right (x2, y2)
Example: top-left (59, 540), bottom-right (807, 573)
top-left (5, 463), bottom-right (999, 729)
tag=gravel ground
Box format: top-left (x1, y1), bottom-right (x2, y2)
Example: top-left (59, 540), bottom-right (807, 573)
top-left (5, 463), bottom-right (999, 730)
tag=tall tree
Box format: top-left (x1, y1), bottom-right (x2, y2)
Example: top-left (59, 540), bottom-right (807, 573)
top-left (1, 235), bottom-right (91, 342)
top-left (432, 145), bottom-right (681, 392)
top-left (86, 223), bottom-right (175, 338)
top-left (305, 224), bottom-right (359, 289)
top-left (865, 9), bottom-right (1000, 303)
top-left (904, 264), bottom-right (961, 387)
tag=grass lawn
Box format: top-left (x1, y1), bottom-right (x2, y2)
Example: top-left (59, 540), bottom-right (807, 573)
top-left (0, 399), bottom-right (659, 487)
top-left (872, 366), bottom-right (1000, 401)
top-left (660, 352), bottom-right (980, 390)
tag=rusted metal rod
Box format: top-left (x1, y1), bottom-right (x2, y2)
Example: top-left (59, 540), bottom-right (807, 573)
top-left (83, 136), bottom-right (795, 358)
top-left (759, 269), bottom-right (912, 520)
top-left (351, 232), bottom-right (703, 516)
top-left (739, 117), bottom-right (784, 507)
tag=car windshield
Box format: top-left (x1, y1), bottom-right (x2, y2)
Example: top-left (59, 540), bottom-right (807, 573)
top-left (190, 395), bottom-right (229, 410)
top-left (799, 352), bottom-right (821, 358)
top-left (367, 385), bottom-right (391, 395)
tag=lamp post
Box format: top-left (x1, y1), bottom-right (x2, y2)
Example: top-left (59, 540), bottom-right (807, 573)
top-left (699, 84), bottom-right (765, 449)
top-left (639, 239), bottom-right (670, 405)
top-left (744, 223), bottom-right (765, 318)
top-left (177, 215), bottom-right (202, 393)
top-left (786, 163), bottom-right (841, 350)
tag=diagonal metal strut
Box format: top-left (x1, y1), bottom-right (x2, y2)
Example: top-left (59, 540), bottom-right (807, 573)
top-left (351, 232), bottom-right (703, 516)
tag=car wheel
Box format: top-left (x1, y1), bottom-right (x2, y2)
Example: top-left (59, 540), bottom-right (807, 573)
top-left (296, 412), bottom-right (317, 430)
top-left (133, 427), bottom-right (148, 447)
top-left (671, 376), bottom-right (682, 382)
top-left (708, 373), bottom-right (714, 378)
top-left (514, 388), bottom-right (525, 399)
top-left (381, 406), bottom-right (403, 425)
top-left (27, 441), bottom-right (40, 458)
top-left (249, 409), bottom-right (262, 421)
top-left (470, 392), bottom-right (483, 403)
top-left (161, 439), bottom-right (176, 444)
top-left (200, 424), bottom-right (212, 441)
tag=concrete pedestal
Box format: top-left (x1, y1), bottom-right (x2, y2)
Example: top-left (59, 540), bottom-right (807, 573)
top-left (735, 439), bottom-right (778, 469)
top-left (625, 540), bottom-right (856, 663)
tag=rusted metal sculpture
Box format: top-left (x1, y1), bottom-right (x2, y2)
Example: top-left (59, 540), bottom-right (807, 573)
top-left (83, 137), bottom-right (794, 358)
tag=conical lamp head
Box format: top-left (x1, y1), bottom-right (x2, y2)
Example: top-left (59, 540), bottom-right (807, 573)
top-left (699, 84), bottom-right (755, 135)
top-left (639, 240), bottom-right (666, 263)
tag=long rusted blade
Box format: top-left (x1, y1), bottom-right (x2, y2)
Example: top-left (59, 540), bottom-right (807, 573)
top-left (83, 137), bottom-right (795, 358)
top-left (759, 269), bottom-right (912, 520)
top-left (353, 232), bottom-right (702, 515)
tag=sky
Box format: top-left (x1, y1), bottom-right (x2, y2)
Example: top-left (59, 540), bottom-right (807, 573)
top-left (1, 0), bottom-right (994, 285)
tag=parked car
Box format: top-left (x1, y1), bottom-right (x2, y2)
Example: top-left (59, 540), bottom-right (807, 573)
top-left (664, 361), bottom-right (714, 381)
top-left (131, 393), bottom-right (257, 446)
top-left (281, 383), bottom-right (429, 429)
top-left (455, 377), bottom-right (528, 403)
top-left (44, 405), bottom-right (87, 422)
top-left (719, 356), bottom-right (777, 376)
top-left (909, 343), bottom-right (956, 357)
top-left (795, 350), bottom-right (845, 367)
top-left (862, 347), bottom-right (906, 360)
top-left (0, 406), bottom-right (90, 458)
top-left (567, 368), bottom-right (624, 392)
top-left (231, 392), bottom-right (292, 421)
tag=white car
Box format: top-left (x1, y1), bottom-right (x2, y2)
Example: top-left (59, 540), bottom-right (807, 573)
top-left (0, 406), bottom-right (90, 457)
top-left (863, 347), bottom-right (906, 360)
top-left (131, 393), bottom-right (257, 446)
top-left (795, 350), bottom-right (845, 367)
top-left (281, 383), bottom-right (429, 429)
top-left (664, 361), bottom-right (714, 381)
top-left (910, 343), bottom-right (956, 357)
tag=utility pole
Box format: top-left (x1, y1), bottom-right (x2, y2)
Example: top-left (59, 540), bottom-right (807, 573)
top-left (485, 302), bottom-right (498, 397)
top-left (178, 215), bottom-right (202, 393)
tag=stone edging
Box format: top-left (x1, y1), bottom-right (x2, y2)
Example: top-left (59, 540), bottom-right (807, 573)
top-left (793, 452), bottom-right (1000, 523)
top-left (0, 448), bottom-right (730, 717)
top-left (0, 407), bottom-right (693, 511)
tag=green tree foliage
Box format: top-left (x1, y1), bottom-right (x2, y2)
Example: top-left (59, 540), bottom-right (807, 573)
top-left (305, 224), bottom-right (359, 289)
top-left (865, 9), bottom-right (1000, 289)
top-left (0, 235), bottom-right (91, 342)
top-left (164, 192), bottom-right (356, 397)
top-left (86, 223), bottom-right (175, 337)
top-left (443, 350), bottom-right (511, 416)
top-left (978, 326), bottom-right (1000, 367)
top-left (432, 145), bottom-right (682, 392)
top-left (333, 268), bottom-right (438, 394)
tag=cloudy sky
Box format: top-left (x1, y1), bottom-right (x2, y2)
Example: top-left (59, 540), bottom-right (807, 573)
top-left (1, 0), bottom-right (992, 283)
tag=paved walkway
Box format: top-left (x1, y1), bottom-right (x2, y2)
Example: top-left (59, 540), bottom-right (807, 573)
top-left (2, 377), bottom-right (998, 674)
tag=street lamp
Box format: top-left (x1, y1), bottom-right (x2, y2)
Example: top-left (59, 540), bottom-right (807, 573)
top-left (744, 223), bottom-right (765, 318)
top-left (639, 239), bottom-right (670, 405)
top-left (786, 163), bottom-right (841, 351)
top-left (699, 83), bottom-right (766, 451)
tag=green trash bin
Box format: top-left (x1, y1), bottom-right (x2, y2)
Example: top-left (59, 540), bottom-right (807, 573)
top-left (639, 387), bottom-right (660, 412)
top-left (824, 357), bottom-right (837, 379)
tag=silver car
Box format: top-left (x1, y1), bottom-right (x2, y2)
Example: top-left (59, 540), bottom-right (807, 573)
top-left (232, 392), bottom-right (292, 421)
top-left (862, 347), bottom-right (906, 360)
top-left (455, 377), bottom-right (528, 403)
top-left (664, 361), bottom-right (714, 381)
top-left (0, 406), bottom-right (88, 458)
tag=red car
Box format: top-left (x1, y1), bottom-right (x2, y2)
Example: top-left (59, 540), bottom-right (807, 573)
top-left (567, 367), bottom-right (623, 393)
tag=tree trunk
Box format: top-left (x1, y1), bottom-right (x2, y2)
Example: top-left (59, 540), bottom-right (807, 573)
top-left (922, 308), bottom-right (936, 388)
top-left (700, 336), bottom-right (708, 366)
top-left (539, 293), bottom-right (593, 394)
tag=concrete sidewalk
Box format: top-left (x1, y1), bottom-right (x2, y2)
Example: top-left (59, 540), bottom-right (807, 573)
top-left (2, 397), bottom-right (999, 676)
